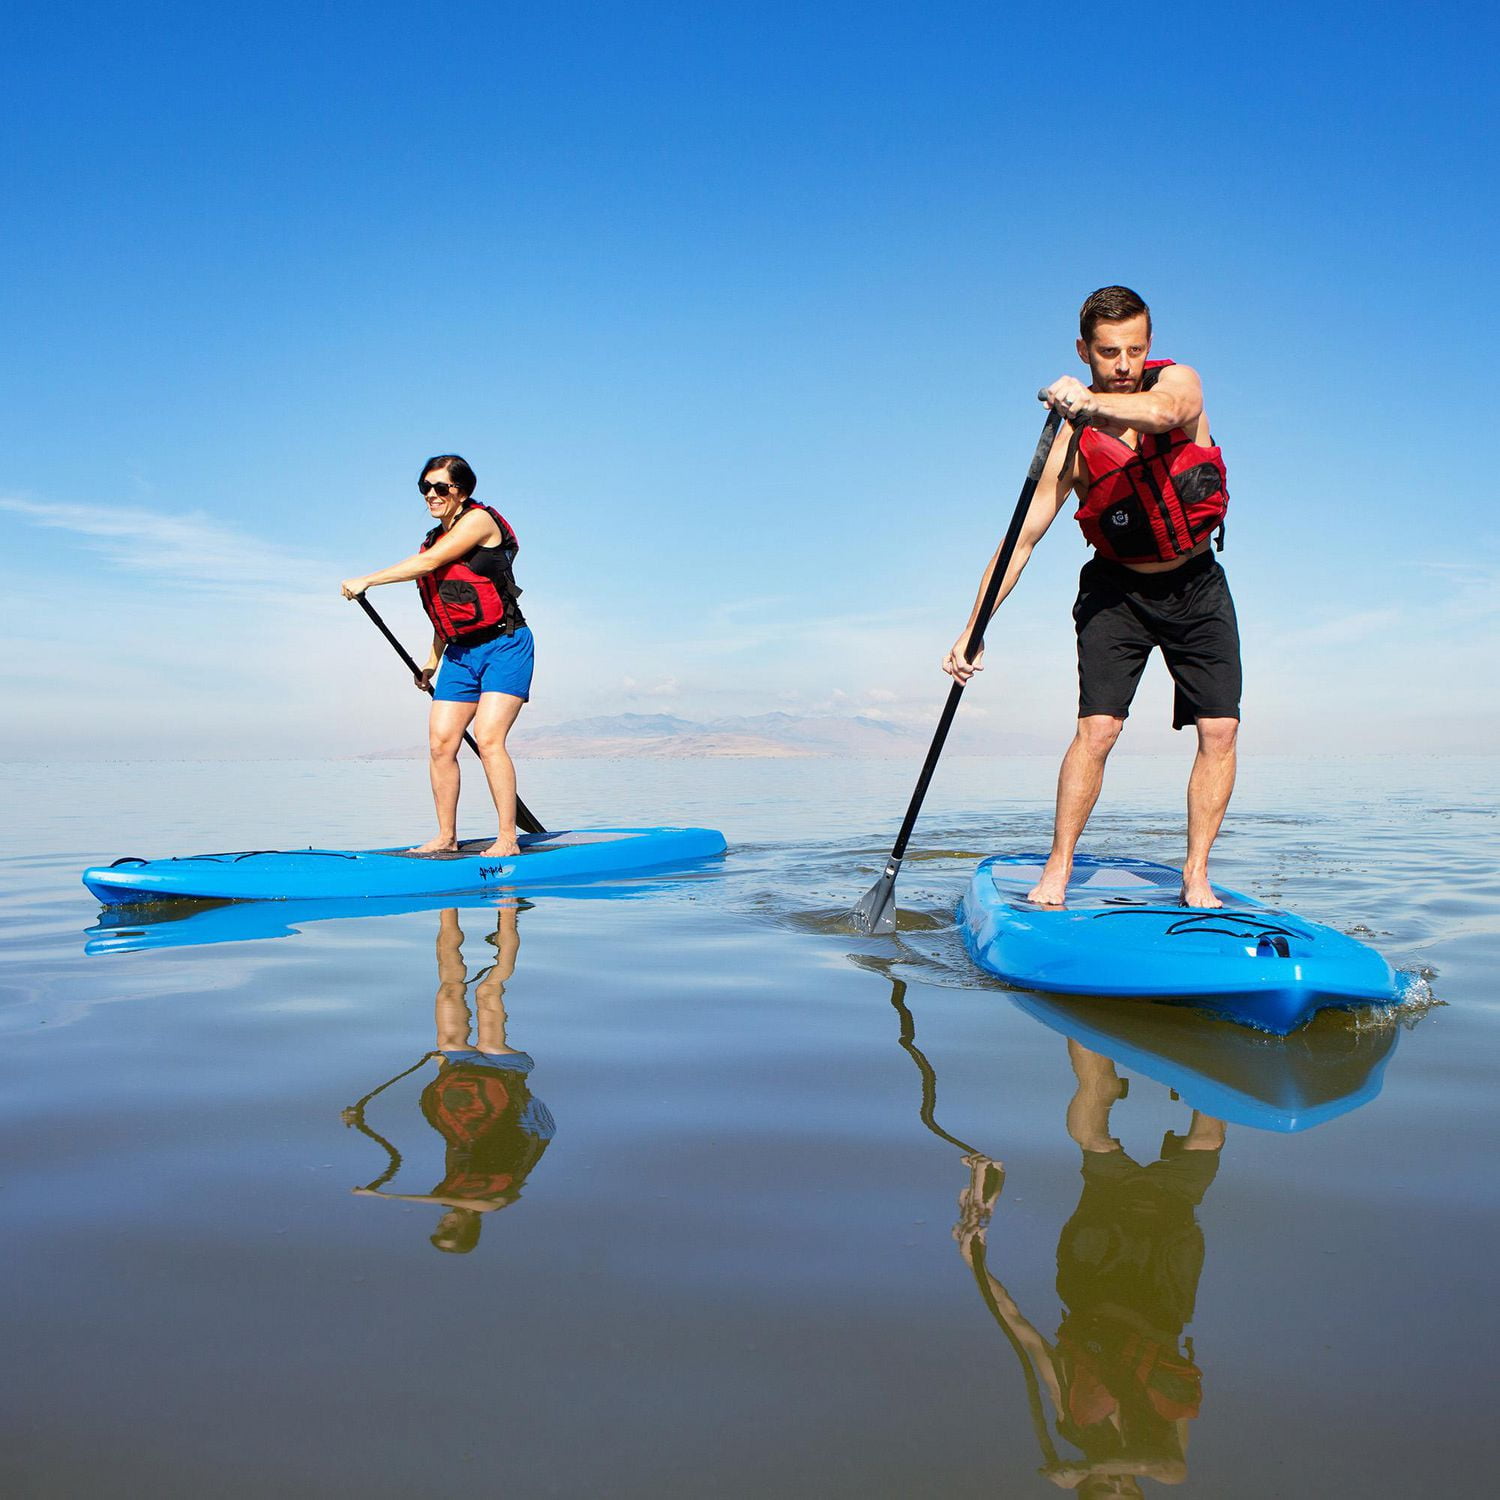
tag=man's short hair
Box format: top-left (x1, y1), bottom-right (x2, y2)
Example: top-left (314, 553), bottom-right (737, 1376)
top-left (1080, 286), bottom-right (1152, 343)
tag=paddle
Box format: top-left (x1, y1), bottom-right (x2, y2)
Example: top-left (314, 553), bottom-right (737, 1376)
top-left (883, 968), bottom-right (1059, 1466)
top-left (341, 1050), bottom-right (439, 1190)
top-left (851, 406), bottom-right (1065, 935)
top-left (353, 594), bottom-right (545, 835)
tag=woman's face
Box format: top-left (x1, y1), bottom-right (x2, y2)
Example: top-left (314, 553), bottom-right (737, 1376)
top-left (420, 465), bottom-right (468, 523)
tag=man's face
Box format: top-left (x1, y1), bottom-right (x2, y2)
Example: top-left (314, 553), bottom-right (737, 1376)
top-left (1077, 313), bottom-right (1152, 393)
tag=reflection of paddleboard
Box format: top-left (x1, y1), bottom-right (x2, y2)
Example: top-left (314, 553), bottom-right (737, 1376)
top-left (82, 875), bottom-right (704, 955)
top-left (82, 826), bottom-right (726, 906)
top-left (1010, 991), bottom-right (1400, 1132)
top-left (962, 853), bottom-right (1402, 1035)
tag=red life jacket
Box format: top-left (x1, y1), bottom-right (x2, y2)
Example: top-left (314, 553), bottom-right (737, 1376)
top-left (1074, 360), bottom-right (1228, 564)
top-left (416, 502), bottom-right (526, 642)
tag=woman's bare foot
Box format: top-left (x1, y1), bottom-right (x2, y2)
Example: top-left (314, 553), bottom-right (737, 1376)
top-left (1026, 854), bottom-right (1072, 906)
top-left (480, 836), bottom-right (520, 857)
top-left (409, 835), bottom-right (459, 854)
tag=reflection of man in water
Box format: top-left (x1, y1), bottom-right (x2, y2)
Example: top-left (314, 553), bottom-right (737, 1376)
top-left (956, 1040), bottom-right (1224, 1494)
top-left (346, 905), bottom-right (554, 1254)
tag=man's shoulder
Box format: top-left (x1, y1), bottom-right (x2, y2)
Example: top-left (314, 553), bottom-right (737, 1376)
top-left (1147, 359), bottom-right (1201, 383)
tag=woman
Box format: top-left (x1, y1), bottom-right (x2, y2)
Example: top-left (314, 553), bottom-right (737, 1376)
top-left (341, 455), bottom-right (532, 856)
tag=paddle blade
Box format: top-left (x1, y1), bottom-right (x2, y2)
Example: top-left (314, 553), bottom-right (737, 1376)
top-left (851, 862), bottom-right (901, 936)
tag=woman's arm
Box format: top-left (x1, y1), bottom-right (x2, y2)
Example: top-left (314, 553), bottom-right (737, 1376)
top-left (341, 510), bottom-right (494, 598)
top-left (413, 630), bottom-right (443, 690)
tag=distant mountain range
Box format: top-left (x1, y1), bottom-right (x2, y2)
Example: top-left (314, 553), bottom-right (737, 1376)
top-left (362, 710), bottom-right (1058, 759)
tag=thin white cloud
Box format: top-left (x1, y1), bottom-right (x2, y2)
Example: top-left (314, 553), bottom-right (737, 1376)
top-left (1264, 607), bottom-right (1404, 650)
top-left (671, 600), bottom-right (944, 657)
top-left (1420, 560), bottom-right (1500, 623)
top-left (621, 674), bottom-right (681, 698)
top-left (1, 494), bottom-right (329, 598)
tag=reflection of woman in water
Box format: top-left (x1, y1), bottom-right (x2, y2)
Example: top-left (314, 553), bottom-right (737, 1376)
top-left (955, 1038), bottom-right (1224, 1494)
top-left (343, 905), bottom-right (554, 1254)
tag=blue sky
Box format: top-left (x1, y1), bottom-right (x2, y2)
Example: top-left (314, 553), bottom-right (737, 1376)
top-left (3, 0), bottom-right (1496, 757)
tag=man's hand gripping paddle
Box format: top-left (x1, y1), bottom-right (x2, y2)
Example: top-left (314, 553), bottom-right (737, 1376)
top-left (851, 407), bottom-right (1065, 935)
top-left (353, 594), bottom-right (545, 835)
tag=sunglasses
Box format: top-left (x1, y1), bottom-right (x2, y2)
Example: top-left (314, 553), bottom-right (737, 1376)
top-left (419, 479), bottom-right (459, 497)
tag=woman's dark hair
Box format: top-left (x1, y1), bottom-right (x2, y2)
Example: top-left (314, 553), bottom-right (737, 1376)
top-left (430, 1207), bottom-right (483, 1254)
top-left (420, 454), bottom-right (477, 497)
top-left (1079, 286), bottom-right (1152, 344)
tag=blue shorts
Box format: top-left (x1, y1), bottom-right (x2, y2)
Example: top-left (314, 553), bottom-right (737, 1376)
top-left (433, 627), bottom-right (534, 703)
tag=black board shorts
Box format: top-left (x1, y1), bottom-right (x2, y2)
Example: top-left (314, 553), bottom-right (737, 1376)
top-left (1073, 549), bottom-right (1241, 730)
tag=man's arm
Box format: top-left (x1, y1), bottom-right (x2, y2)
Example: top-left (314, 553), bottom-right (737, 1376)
top-left (1041, 363), bottom-right (1204, 434)
top-left (942, 423), bottom-right (1076, 682)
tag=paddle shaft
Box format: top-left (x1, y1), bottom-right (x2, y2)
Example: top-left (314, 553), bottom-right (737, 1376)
top-left (354, 594), bottom-right (544, 835)
top-left (881, 407), bottom-right (1065, 866)
top-left (886, 977), bottom-right (1057, 1466)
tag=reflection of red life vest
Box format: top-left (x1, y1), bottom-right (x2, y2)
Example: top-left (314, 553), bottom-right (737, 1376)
top-left (423, 1066), bottom-right (518, 1202)
top-left (1058, 1324), bottom-right (1203, 1427)
top-left (1074, 360), bottom-right (1229, 564)
top-left (416, 502), bottom-right (526, 642)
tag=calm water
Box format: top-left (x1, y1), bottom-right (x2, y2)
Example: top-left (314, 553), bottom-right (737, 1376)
top-left (1, 754), bottom-right (1496, 1497)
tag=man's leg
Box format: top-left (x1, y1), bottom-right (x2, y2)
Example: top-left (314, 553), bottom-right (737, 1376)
top-left (1180, 1109), bottom-right (1227, 1152)
top-left (413, 699), bottom-right (480, 852)
top-left (1157, 558), bottom-right (1241, 908)
top-left (1027, 714), bottom-right (1125, 904)
top-left (471, 691), bottom-right (526, 857)
top-left (1042, 559), bottom-right (1151, 905)
top-left (1181, 716), bottom-right (1237, 907)
top-left (1064, 1037), bottom-right (1127, 1153)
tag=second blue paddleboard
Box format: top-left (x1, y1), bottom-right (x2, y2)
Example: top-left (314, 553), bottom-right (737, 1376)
top-left (961, 853), bottom-right (1402, 1034)
top-left (83, 826), bottom-right (726, 906)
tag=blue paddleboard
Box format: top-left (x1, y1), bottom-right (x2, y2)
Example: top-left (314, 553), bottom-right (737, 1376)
top-left (961, 853), bottom-right (1403, 1034)
top-left (83, 826), bottom-right (726, 906)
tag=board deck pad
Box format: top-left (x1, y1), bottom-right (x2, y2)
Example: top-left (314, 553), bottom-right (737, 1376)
top-left (961, 852), bottom-right (1403, 1035)
top-left (394, 831), bottom-right (635, 859)
top-left (989, 861), bottom-right (1180, 898)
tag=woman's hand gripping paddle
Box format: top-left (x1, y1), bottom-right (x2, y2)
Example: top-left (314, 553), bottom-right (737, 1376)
top-left (851, 408), bottom-right (1065, 935)
top-left (353, 595), bottom-right (545, 836)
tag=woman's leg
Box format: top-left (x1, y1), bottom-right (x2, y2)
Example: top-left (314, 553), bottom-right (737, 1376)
top-left (412, 698), bottom-right (479, 852)
top-left (470, 691), bottom-right (526, 856)
top-left (433, 907), bottom-right (472, 1047)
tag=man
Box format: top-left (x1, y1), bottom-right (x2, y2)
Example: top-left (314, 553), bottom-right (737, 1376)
top-left (943, 286), bottom-right (1240, 908)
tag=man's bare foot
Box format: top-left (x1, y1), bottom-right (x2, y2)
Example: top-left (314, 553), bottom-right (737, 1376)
top-left (480, 837), bottom-right (520, 858)
top-left (409, 835), bottom-right (459, 854)
top-left (1026, 856), bottom-right (1072, 906)
top-left (1180, 873), bottom-right (1223, 908)
top-left (1181, 1112), bottom-right (1227, 1150)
